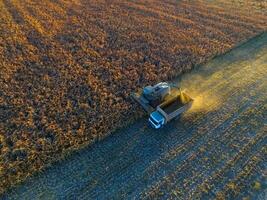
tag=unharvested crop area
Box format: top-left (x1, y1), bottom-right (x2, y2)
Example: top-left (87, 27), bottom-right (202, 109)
top-left (0, 0), bottom-right (266, 194)
top-left (4, 32), bottom-right (267, 200)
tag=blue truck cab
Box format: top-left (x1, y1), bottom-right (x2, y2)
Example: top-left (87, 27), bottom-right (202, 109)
top-left (149, 111), bottom-right (165, 129)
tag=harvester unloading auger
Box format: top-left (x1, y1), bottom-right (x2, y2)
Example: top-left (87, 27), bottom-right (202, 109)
top-left (132, 82), bottom-right (193, 129)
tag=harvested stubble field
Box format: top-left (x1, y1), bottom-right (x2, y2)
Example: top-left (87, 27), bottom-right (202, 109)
top-left (3, 31), bottom-right (267, 200)
top-left (0, 0), bottom-right (266, 195)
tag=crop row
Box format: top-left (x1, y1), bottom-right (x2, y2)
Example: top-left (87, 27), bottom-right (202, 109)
top-left (1, 0), bottom-right (267, 194)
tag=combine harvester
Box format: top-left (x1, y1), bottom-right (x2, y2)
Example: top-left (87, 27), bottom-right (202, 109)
top-left (132, 82), bottom-right (193, 129)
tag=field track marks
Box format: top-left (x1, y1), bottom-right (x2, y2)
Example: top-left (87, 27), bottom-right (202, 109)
top-left (2, 15), bottom-right (267, 200)
top-left (141, 90), bottom-right (266, 199)
top-left (77, 73), bottom-right (267, 199)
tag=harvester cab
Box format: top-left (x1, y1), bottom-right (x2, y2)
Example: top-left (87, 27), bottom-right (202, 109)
top-left (143, 82), bottom-right (170, 100)
top-left (142, 82), bottom-right (171, 107)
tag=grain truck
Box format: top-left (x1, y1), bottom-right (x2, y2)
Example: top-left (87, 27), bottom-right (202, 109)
top-left (132, 82), bottom-right (193, 129)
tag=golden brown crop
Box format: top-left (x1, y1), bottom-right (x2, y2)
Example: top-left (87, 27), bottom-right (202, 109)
top-left (0, 0), bottom-right (266, 194)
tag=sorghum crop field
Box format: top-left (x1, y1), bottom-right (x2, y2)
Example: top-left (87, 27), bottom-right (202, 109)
top-left (4, 32), bottom-right (267, 200)
top-left (0, 0), bottom-right (266, 194)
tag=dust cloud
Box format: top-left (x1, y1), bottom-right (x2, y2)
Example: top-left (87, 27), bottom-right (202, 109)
top-left (188, 91), bottom-right (221, 113)
top-left (178, 73), bottom-right (223, 113)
